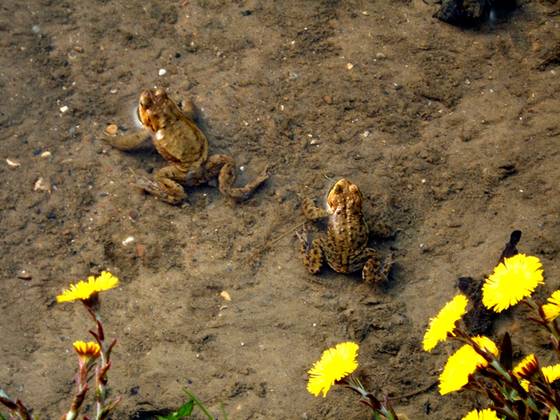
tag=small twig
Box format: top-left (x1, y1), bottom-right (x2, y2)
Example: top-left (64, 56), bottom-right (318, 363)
top-left (246, 221), bottom-right (306, 263)
top-left (263, 221), bottom-right (306, 250)
top-left (388, 381), bottom-right (438, 401)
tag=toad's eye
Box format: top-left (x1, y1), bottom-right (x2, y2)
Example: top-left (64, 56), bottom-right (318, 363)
top-left (349, 184), bottom-right (358, 193)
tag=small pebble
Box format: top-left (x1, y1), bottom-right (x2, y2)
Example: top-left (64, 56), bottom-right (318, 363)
top-left (40, 151), bottom-right (52, 158)
top-left (135, 243), bottom-right (145, 258)
top-left (375, 52), bottom-right (386, 59)
top-left (17, 270), bottom-right (32, 280)
top-left (220, 291), bottom-right (232, 301)
top-left (158, 68), bottom-right (167, 76)
top-left (322, 95), bottom-right (333, 104)
top-left (31, 25), bottom-right (40, 34)
top-left (34, 177), bottom-right (51, 192)
top-left (122, 236), bottom-right (135, 246)
top-left (60, 105), bottom-right (69, 113)
top-left (73, 46), bottom-right (84, 53)
top-left (6, 158), bottom-right (20, 167)
top-left (346, 63), bottom-right (354, 70)
top-left (310, 139), bottom-right (320, 145)
top-left (104, 123), bottom-right (118, 136)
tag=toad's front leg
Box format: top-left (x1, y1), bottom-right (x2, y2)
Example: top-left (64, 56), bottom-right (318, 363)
top-left (103, 130), bottom-right (151, 151)
top-left (136, 164), bottom-right (189, 205)
top-left (301, 198), bottom-right (329, 221)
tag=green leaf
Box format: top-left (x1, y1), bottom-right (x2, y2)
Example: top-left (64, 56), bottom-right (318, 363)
top-left (176, 400), bottom-right (195, 417)
top-left (549, 407), bottom-right (560, 420)
top-left (156, 399), bottom-right (195, 420)
top-left (183, 388), bottom-right (214, 420)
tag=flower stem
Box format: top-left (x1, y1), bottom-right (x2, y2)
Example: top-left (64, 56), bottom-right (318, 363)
top-left (342, 377), bottom-right (398, 419)
top-left (89, 312), bottom-right (118, 420)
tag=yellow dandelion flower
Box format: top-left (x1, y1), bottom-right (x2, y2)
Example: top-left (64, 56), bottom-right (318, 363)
top-left (307, 342), bottom-right (359, 397)
top-left (439, 336), bottom-right (498, 395)
top-left (513, 354), bottom-right (538, 380)
top-left (461, 408), bottom-right (500, 420)
top-left (482, 254), bottom-right (544, 313)
top-left (542, 290), bottom-right (560, 322)
top-left (423, 294), bottom-right (469, 352)
top-left (73, 340), bottom-right (101, 363)
top-left (57, 271), bottom-right (119, 303)
top-left (519, 379), bottom-right (530, 391)
top-left (94, 271), bottom-right (119, 292)
top-left (542, 364), bottom-right (560, 383)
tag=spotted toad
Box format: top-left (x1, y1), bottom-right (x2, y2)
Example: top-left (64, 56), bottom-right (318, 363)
top-left (299, 178), bottom-right (392, 283)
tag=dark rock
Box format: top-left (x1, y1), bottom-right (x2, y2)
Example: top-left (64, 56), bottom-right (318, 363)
top-left (434, 0), bottom-right (518, 26)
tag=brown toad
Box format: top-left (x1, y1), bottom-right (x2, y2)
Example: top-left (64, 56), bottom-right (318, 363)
top-left (104, 88), bottom-right (268, 204)
top-left (299, 178), bottom-right (392, 283)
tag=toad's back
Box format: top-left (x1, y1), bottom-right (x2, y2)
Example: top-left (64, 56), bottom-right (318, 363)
top-left (324, 201), bottom-right (370, 273)
top-left (154, 115), bottom-right (208, 166)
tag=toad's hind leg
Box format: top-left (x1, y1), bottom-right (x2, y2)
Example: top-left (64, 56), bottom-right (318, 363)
top-left (297, 232), bottom-right (325, 274)
top-left (362, 249), bottom-right (393, 284)
top-left (205, 154), bottom-right (268, 201)
top-left (136, 164), bottom-right (188, 205)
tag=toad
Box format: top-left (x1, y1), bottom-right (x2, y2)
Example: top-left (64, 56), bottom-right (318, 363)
top-left (104, 89), bottom-right (268, 204)
top-left (299, 178), bottom-right (392, 283)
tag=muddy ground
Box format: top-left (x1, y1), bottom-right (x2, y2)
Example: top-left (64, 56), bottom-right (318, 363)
top-left (2, 0), bottom-right (560, 419)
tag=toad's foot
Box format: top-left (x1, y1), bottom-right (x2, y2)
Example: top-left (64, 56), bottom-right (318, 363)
top-left (205, 154), bottom-right (269, 201)
top-left (179, 97), bottom-right (198, 121)
top-left (362, 250), bottom-right (393, 284)
top-left (297, 230), bottom-right (324, 274)
top-left (136, 165), bottom-right (188, 205)
top-left (136, 177), bottom-right (187, 205)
